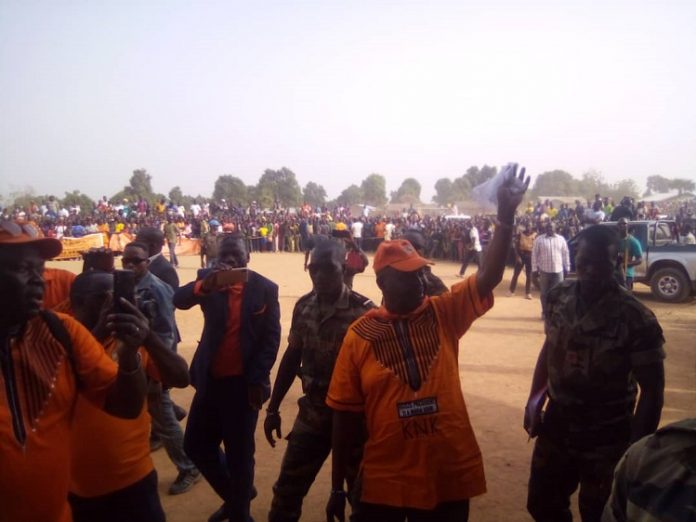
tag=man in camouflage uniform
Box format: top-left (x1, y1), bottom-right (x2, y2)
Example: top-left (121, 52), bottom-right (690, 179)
top-left (603, 418), bottom-right (696, 521)
top-left (524, 225), bottom-right (665, 522)
top-left (263, 240), bottom-right (374, 522)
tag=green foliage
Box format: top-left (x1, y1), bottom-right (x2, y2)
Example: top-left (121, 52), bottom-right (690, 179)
top-left (531, 169), bottom-right (639, 202)
top-left (612, 179), bottom-right (641, 200)
top-left (360, 174), bottom-right (387, 207)
top-left (532, 170), bottom-right (578, 196)
top-left (337, 184), bottom-right (363, 207)
top-left (390, 178), bottom-right (422, 204)
top-left (255, 167), bottom-right (302, 208)
top-left (463, 165), bottom-right (497, 189)
top-left (432, 178), bottom-right (455, 205)
top-left (669, 178), bottom-right (695, 195)
top-left (167, 186), bottom-right (202, 208)
top-left (9, 186), bottom-right (41, 210)
top-left (168, 186), bottom-right (184, 204)
top-left (645, 175), bottom-right (672, 195)
top-left (430, 165), bottom-right (498, 205)
top-left (62, 190), bottom-right (95, 212)
top-left (111, 169), bottom-right (156, 204)
top-left (302, 182), bottom-right (327, 207)
top-left (213, 175), bottom-right (248, 206)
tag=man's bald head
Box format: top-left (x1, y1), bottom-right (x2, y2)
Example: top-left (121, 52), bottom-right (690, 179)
top-left (70, 271), bottom-right (113, 330)
top-left (70, 271), bottom-right (113, 307)
top-left (309, 239), bottom-right (346, 268)
top-left (135, 227), bottom-right (165, 256)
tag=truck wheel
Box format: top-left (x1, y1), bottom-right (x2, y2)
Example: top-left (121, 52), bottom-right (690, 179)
top-left (650, 268), bottom-right (690, 302)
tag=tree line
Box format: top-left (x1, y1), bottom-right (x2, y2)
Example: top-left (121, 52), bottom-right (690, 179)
top-left (4, 166), bottom-right (694, 213)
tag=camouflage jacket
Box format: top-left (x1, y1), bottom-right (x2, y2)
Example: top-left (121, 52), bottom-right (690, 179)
top-left (544, 280), bottom-right (664, 431)
top-left (288, 285), bottom-right (374, 409)
top-left (603, 418), bottom-right (696, 522)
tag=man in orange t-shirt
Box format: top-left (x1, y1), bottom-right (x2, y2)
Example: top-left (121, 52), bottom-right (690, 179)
top-left (0, 220), bottom-right (147, 522)
top-left (66, 270), bottom-right (190, 522)
top-left (43, 266), bottom-right (76, 309)
top-left (326, 164), bottom-right (530, 521)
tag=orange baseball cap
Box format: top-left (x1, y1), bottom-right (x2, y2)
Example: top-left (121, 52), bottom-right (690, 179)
top-left (0, 221), bottom-right (62, 259)
top-left (373, 239), bottom-right (433, 273)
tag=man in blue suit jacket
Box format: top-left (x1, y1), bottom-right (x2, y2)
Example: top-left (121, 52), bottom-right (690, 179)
top-left (174, 233), bottom-right (281, 522)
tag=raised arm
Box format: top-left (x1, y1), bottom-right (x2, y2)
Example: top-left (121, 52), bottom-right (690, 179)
top-left (172, 280), bottom-right (202, 310)
top-left (103, 298), bottom-right (149, 419)
top-left (476, 164), bottom-right (530, 296)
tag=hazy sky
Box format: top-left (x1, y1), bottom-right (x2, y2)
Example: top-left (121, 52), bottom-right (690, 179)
top-left (1, 0), bottom-right (695, 203)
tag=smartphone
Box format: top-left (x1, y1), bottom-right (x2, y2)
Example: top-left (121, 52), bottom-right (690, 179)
top-left (113, 269), bottom-right (136, 313)
top-left (213, 268), bottom-right (249, 287)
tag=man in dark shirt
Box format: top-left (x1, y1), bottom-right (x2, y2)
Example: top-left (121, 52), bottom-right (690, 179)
top-left (264, 241), bottom-right (374, 522)
top-left (174, 234), bottom-right (281, 522)
top-left (525, 225), bottom-right (665, 522)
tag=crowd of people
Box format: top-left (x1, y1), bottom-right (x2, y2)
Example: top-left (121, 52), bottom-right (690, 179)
top-left (3, 191), bottom-right (695, 264)
top-left (1, 168), bottom-right (695, 522)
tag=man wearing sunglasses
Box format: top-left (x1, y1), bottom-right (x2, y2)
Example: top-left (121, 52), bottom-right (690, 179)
top-left (0, 221), bottom-right (147, 522)
top-left (121, 241), bottom-right (202, 495)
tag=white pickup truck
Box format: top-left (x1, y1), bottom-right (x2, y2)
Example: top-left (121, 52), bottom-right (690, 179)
top-left (570, 220), bottom-right (696, 302)
top-left (627, 220), bottom-right (696, 302)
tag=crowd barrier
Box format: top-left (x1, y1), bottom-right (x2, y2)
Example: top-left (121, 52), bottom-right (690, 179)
top-left (55, 233), bottom-right (104, 260)
top-left (53, 233), bottom-right (201, 260)
top-left (107, 233), bottom-right (202, 255)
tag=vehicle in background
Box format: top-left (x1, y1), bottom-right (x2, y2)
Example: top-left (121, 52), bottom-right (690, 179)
top-left (568, 220), bottom-right (696, 302)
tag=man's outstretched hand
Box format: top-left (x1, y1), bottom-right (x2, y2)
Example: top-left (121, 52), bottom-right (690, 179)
top-left (497, 163), bottom-right (530, 223)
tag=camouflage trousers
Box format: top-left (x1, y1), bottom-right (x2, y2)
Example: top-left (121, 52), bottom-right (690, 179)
top-left (527, 431), bottom-right (627, 522)
top-left (269, 407), bottom-right (362, 522)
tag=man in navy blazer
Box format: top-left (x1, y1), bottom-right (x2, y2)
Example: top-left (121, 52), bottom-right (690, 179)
top-left (174, 233), bottom-right (281, 522)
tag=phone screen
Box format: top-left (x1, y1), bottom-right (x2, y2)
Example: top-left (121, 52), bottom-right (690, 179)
top-left (113, 269), bottom-right (136, 313)
top-left (214, 268), bottom-right (249, 286)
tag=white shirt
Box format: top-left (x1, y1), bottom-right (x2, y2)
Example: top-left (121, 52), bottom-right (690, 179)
top-left (532, 233), bottom-right (570, 274)
top-left (351, 221), bottom-right (363, 239)
top-left (469, 227), bottom-right (482, 252)
top-left (385, 223), bottom-right (395, 241)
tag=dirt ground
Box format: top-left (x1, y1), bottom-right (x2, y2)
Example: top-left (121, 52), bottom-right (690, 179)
top-left (50, 252), bottom-right (696, 522)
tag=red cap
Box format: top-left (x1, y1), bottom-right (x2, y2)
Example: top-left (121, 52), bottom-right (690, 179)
top-left (0, 221), bottom-right (62, 259)
top-left (373, 239), bottom-right (433, 273)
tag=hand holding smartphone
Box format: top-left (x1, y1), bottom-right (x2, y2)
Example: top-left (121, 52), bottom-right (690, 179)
top-left (202, 268), bottom-right (249, 292)
top-left (113, 269), bottom-right (136, 313)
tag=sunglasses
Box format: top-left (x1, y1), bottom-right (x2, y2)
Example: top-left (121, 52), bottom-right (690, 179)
top-left (121, 257), bottom-right (148, 265)
top-left (0, 221), bottom-right (40, 237)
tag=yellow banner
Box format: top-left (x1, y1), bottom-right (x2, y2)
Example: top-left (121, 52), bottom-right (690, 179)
top-left (55, 233), bottom-right (105, 261)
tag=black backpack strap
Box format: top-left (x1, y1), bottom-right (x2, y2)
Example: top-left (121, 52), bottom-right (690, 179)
top-left (40, 310), bottom-right (80, 388)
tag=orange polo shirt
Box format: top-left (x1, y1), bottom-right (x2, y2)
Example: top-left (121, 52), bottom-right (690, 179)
top-left (374, 222), bottom-right (386, 238)
top-left (0, 313), bottom-right (118, 522)
top-left (70, 339), bottom-right (158, 498)
top-left (43, 267), bottom-right (76, 310)
top-left (194, 280), bottom-right (245, 377)
top-left (327, 275), bottom-right (493, 509)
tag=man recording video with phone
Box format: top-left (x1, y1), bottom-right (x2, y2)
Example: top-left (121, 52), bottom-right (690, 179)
top-left (0, 221), bottom-right (147, 522)
top-left (121, 241), bottom-right (201, 495)
top-left (174, 233), bottom-right (281, 522)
